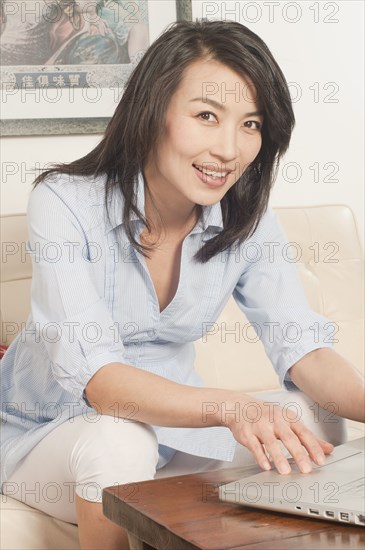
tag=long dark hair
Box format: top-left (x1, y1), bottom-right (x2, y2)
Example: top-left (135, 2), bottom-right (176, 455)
top-left (33, 19), bottom-right (295, 263)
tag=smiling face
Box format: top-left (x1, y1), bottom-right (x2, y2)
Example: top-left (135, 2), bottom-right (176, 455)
top-left (143, 58), bottom-right (263, 223)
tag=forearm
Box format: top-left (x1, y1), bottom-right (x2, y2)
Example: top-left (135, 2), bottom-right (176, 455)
top-left (86, 360), bottom-right (338, 474)
top-left (289, 348), bottom-right (365, 422)
top-left (85, 361), bottom-right (238, 428)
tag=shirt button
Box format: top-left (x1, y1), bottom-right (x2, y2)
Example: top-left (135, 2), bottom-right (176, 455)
top-left (147, 329), bottom-right (156, 338)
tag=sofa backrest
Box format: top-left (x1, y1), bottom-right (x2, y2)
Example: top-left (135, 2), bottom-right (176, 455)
top-left (1, 206), bottom-right (364, 393)
top-left (1, 214), bottom-right (32, 349)
top-left (195, 205), bottom-right (364, 391)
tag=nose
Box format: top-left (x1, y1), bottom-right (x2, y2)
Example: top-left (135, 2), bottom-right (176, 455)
top-left (209, 124), bottom-right (239, 163)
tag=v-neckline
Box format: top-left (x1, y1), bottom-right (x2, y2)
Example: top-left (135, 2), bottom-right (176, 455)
top-left (136, 233), bottom-right (187, 317)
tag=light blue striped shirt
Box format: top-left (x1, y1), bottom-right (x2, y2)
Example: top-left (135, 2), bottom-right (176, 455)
top-left (1, 172), bottom-right (334, 484)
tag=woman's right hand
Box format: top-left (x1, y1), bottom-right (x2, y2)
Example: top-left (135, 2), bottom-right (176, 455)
top-left (85, 361), bottom-right (334, 473)
top-left (223, 394), bottom-right (334, 474)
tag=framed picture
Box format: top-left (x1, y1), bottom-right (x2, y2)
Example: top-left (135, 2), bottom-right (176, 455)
top-left (0, 0), bottom-right (192, 136)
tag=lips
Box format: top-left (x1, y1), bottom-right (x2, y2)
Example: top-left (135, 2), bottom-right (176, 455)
top-left (193, 163), bottom-right (231, 178)
top-left (193, 163), bottom-right (230, 188)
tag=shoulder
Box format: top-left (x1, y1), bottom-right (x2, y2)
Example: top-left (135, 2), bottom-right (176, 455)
top-left (31, 172), bottom-right (107, 206)
top-left (28, 172), bottom-right (108, 219)
top-left (27, 172), bottom-right (111, 238)
top-left (247, 206), bottom-right (281, 243)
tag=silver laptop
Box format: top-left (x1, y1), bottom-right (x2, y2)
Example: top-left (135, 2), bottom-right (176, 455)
top-left (219, 436), bottom-right (365, 526)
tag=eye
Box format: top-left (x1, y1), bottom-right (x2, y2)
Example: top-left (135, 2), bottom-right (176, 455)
top-left (244, 120), bottom-right (262, 131)
top-left (197, 111), bottom-right (218, 122)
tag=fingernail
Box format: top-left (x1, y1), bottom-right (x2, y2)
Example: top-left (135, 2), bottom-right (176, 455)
top-left (316, 454), bottom-right (325, 465)
top-left (300, 460), bottom-right (312, 473)
top-left (278, 462), bottom-right (291, 474)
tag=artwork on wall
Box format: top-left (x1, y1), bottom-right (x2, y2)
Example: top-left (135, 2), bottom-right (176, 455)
top-left (1, 0), bottom-right (192, 135)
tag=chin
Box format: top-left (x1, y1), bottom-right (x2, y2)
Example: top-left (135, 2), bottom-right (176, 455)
top-left (195, 198), bottom-right (223, 209)
top-left (195, 188), bottom-right (228, 205)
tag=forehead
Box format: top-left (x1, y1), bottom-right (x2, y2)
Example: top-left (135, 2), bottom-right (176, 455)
top-left (173, 58), bottom-right (259, 105)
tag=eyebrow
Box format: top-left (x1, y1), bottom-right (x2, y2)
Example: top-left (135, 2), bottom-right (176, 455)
top-left (189, 97), bottom-right (263, 117)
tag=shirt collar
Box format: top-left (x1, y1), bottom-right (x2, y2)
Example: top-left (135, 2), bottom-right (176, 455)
top-left (102, 172), bottom-right (143, 234)
top-left (104, 171), bottom-right (224, 235)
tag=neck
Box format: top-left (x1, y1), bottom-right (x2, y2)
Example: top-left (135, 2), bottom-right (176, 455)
top-left (143, 183), bottom-right (201, 238)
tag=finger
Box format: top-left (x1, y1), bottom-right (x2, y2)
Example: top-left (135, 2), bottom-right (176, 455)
top-left (317, 437), bottom-right (335, 454)
top-left (244, 435), bottom-right (272, 471)
top-left (261, 435), bottom-right (292, 474)
top-left (277, 428), bottom-right (313, 473)
top-left (291, 423), bottom-right (331, 467)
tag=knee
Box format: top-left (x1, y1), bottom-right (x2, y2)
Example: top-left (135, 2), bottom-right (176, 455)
top-left (84, 414), bottom-right (159, 472)
top-left (71, 415), bottom-right (159, 502)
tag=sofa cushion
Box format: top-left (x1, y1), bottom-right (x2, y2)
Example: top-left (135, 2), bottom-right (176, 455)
top-left (0, 496), bottom-right (80, 550)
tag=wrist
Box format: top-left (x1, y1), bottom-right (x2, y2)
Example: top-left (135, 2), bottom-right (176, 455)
top-left (211, 390), bottom-right (253, 429)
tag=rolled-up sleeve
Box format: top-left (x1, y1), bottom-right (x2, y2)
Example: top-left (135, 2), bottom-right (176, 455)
top-left (26, 179), bottom-right (127, 401)
top-left (232, 207), bottom-right (335, 390)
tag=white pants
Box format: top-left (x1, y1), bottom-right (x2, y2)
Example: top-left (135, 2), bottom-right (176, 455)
top-left (1, 390), bottom-right (347, 524)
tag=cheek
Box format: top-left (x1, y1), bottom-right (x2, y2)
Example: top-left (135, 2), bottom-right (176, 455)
top-left (166, 119), bottom-right (200, 156)
top-left (242, 136), bottom-right (262, 162)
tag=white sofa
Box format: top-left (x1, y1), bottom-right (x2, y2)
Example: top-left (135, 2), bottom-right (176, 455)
top-left (1, 205), bottom-right (364, 549)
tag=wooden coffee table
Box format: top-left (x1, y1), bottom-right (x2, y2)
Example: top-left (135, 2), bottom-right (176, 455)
top-left (103, 464), bottom-right (365, 549)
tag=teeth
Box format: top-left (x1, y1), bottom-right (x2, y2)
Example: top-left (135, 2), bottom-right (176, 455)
top-left (195, 165), bottom-right (228, 178)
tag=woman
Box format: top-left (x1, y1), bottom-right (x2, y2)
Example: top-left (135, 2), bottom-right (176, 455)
top-left (1, 20), bottom-right (364, 550)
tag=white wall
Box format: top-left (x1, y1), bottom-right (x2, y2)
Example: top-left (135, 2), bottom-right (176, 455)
top-left (1, 0), bottom-right (364, 246)
top-left (192, 0), bottom-right (364, 245)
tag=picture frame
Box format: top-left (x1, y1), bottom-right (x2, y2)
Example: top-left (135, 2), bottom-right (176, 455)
top-left (0, 0), bottom-right (192, 136)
